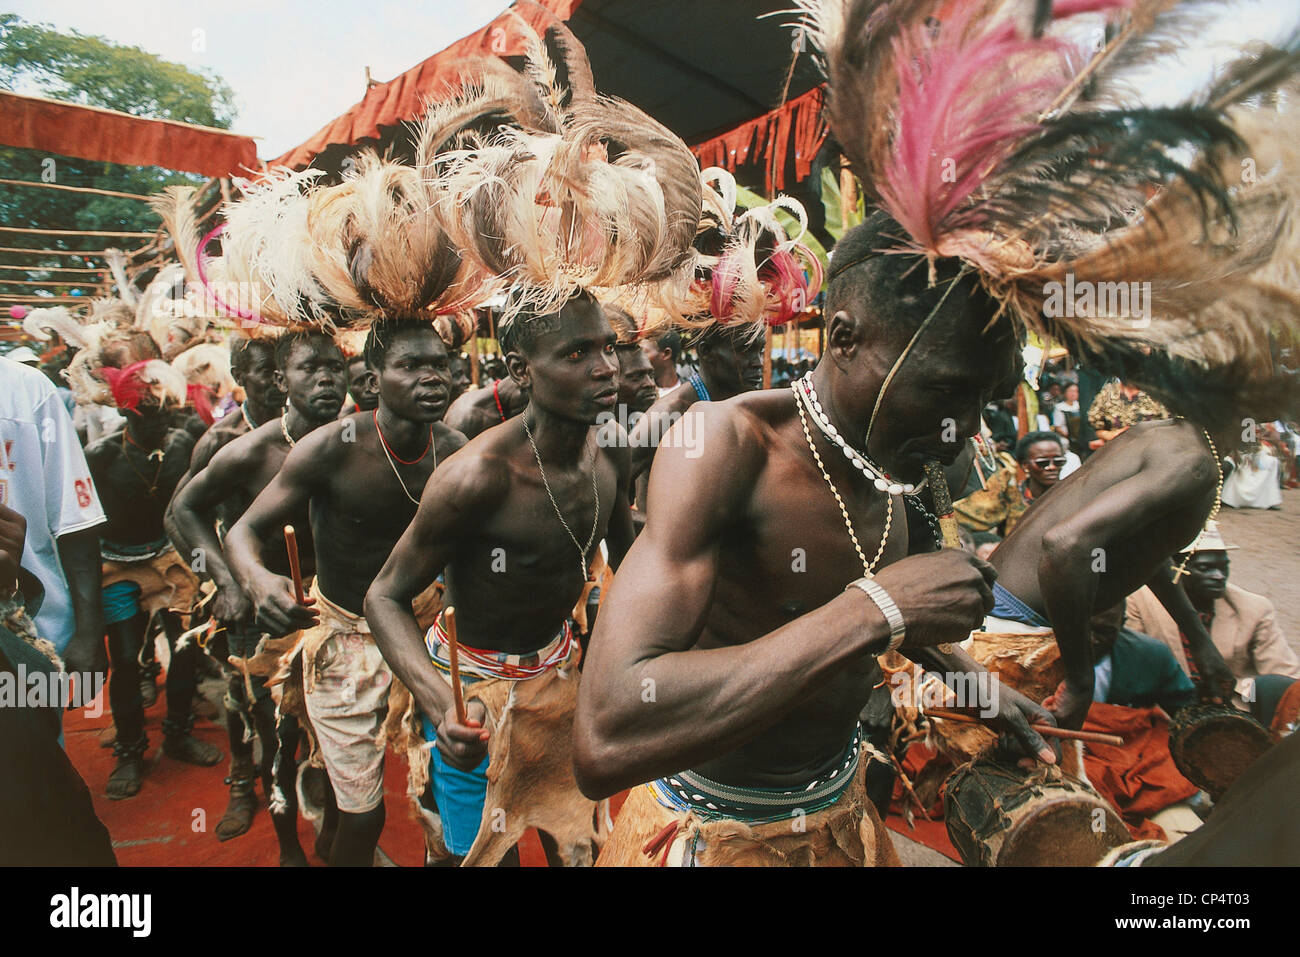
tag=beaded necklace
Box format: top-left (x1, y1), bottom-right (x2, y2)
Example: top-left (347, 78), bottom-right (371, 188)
top-left (792, 382), bottom-right (892, 577)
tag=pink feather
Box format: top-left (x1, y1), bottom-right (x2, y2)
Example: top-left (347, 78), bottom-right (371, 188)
top-left (880, 0), bottom-right (1131, 254)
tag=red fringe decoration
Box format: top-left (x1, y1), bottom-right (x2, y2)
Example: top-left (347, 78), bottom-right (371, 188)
top-left (692, 86), bottom-right (828, 194)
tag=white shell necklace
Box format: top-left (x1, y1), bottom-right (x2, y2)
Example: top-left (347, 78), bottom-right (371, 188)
top-left (795, 373), bottom-right (923, 496)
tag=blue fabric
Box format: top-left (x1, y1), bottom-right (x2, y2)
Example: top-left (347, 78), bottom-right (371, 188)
top-left (989, 582), bottom-right (1051, 628)
top-left (422, 715), bottom-right (489, 857)
top-left (101, 580), bottom-right (141, 626)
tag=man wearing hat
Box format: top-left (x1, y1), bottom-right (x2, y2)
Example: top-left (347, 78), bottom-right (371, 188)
top-left (1126, 521), bottom-right (1300, 724)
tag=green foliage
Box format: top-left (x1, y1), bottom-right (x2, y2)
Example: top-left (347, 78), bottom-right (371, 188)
top-left (0, 14), bottom-right (236, 127)
top-left (819, 166), bottom-right (864, 242)
top-left (0, 15), bottom-right (233, 292)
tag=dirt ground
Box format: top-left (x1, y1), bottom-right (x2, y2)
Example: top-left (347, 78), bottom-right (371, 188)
top-left (1214, 486), bottom-right (1300, 656)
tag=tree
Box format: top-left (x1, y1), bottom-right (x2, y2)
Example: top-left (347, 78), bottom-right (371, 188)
top-left (0, 15), bottom-right (237, 298)
top-left (0, 14), bottom-right (236, 127)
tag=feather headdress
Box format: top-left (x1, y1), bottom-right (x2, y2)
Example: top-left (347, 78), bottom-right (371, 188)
top-left (143, 185), bottom-right (226, 356)
top-left (101, 248), bottom-right (137, 308)
top-left (795, 0), bottom-right (1300, 415)
top-left (421, 4), bottom-right (703, 322)
top-left (669, 168), bottom-right (823, 340)
top-left (23, 306), bottom-right (93, 349)
top-left (64, 325), bottom-right (167, 409)
top-left (99, 359), bottom-right (188, 413)
top-left (204, 156), bottom-right (493, 340)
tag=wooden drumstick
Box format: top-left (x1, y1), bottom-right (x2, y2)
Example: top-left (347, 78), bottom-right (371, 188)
top-left (923, 459), bottom-right (962, 549)
top-left (283, 524), bottom-right (306, 605)
top-left (444, 606), bottom-right (467, 725)
top-left (925, 707), bottom-right (1125, 747)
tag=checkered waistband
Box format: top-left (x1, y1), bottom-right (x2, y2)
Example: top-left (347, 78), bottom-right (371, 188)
top-left (425, 612), bottom-right (575, 681)
top-left (651, 727), bottom-right (862, 823)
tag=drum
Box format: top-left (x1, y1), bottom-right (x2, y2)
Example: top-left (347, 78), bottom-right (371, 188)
top-left (1169, 703), bottom-right (1272, 798)
top-left (1270, 680), bottom-right (1300, 742)
top-left (943, 759), bottom-right (1128, 866)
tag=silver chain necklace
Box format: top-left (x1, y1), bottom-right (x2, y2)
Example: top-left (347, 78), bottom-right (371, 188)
top-left (523, 412), bottom-right (600, 581)
top-left (378, 424), bottom-right (437, 506)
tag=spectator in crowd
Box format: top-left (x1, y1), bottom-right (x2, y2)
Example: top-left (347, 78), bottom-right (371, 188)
top-left (1063, 604), bottom-right (1198, 714)
top-left (954, 430), bottom-right (1066, 536)
top-left (638, 329), bottom-right (683, 397)
top-left (0, 501), bottom-right (116, 866)
top-left (1220, 441), bottom-right (1283, 509)
top-left (983, 398), bottom-right (1018, 453)
top-left (1052, 382), bottom-right (1082, 450)
top-left (1087, 378), bottom-right (1169, 449)
top-left (0, 356), bottom-right (106, 677)
top-left (1126, 521), bottom-right (1300, 724)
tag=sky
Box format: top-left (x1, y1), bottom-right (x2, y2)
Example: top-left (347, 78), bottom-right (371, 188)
top-left (7, 1), bottom-right (1298, 162)
top-left (6, 1), bottom-right (511, 158)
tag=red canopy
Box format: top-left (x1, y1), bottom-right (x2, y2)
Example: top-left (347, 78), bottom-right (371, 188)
top-left (271, 0), bottom-right (582, 170)
top-left (0, 90), bottom-right (259, 178)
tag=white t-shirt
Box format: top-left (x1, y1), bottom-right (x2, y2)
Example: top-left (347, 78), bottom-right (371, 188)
top-left (0, 358), bottom-right (107, 651)
top-left (656, 376), bottom-right (682, 399)
top-left (1052, 401), bottom-right (1079, 428)
top-left (1060, 450), bottom-right (1082, 479)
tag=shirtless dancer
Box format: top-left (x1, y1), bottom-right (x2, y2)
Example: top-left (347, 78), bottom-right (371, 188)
top-left (990, 415), bottom-right (1241, 729)
top-left (604, 306), bottom-right (658, 419)
top-left (180, 337), bottom-right (284, 489)
top-left (226, 320), bottom-right (463, 866)
top-left (85, 356), bottom-right (223, 798)
top-left (366, 292), bottom-right (635, 866)
top-left (168, 331), bottom-right (347, 861)
top-left (627, 324), bottom-right (763, 509)
top-left (576, 220), bottom-right (1055, 866)
top-left (443, 367), bottom-right (528, 439)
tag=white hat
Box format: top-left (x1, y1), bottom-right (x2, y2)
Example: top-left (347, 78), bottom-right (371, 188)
top-left (6, 346), bottom-right (41, 365)
top-left (1179, 519), bottom-right (1239, 555)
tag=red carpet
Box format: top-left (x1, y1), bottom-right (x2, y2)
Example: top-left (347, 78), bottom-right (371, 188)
top-left (63, 683), bottom-right (550, 867)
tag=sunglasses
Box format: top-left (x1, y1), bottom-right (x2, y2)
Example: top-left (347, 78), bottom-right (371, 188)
top-left (1030, 457), bottom-right (1068, 468)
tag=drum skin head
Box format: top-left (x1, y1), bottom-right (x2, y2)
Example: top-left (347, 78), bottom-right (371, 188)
top-left (997, 796), bottom-right (1126, 866)
top-left (1170, 704), bottom-right (1272, 799)
top-left (943, 760), bottom-right (1128, 866)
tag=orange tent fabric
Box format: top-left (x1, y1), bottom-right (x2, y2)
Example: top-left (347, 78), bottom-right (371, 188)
top-left (0, 91), bottom-right (258, 178)
top-left (692, 85), bottom-right (827, 194)
top-left (270, 0), bottom-right (582, 170)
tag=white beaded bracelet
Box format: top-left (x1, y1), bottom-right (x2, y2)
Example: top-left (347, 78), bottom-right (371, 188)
top-left (847, 577), bottom-right (906, 654)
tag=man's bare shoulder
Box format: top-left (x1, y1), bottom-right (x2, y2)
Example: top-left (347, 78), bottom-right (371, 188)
top-left (661, 391), bottom-right (781, 478)
top-left (83, 432), bottom-right (122, 466)
top-left (1116, 418), bottom-right (1213, 474)
top-left (284, 415), bottom-right (357, 468)
top-left (190, 417), bottom-right (244, 466)
top-left (644, 383), bottom-right (695, 420)
top-left (425, 424), bottom-right (514, 513)
top-left (433, 420), bottom-right (469, 457)
top-left (444, 388), bottom-right (494, 431)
